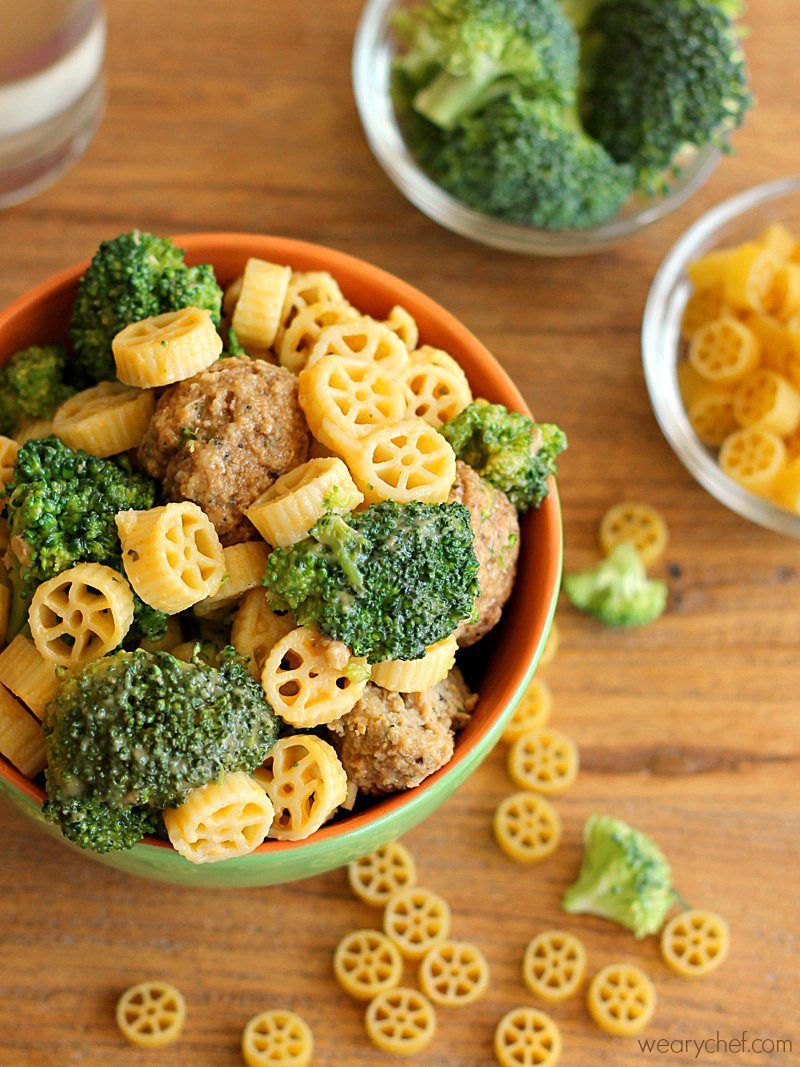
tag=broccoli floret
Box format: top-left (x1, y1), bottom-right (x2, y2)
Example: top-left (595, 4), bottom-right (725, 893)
top-left (563, 543), bottom-right (667, 628)
top-left (0, 345), bottom-right (75, 435)
top-left (43, 647), bottom-right (278, 852)
top-left (264, 502), bottom-right (479, 663)
top-left (4, 436), bottom-right (167, 640)
top-left (70, 230), bottom-right (223, 382)
top-left (395, 0), bottom-right (578, 129)
top-left (562, 814), bottom-right (676, 937)
top-left (43, 795), bottom-right (159, 854)
top-left (441, 401), bottom-right (566, 510)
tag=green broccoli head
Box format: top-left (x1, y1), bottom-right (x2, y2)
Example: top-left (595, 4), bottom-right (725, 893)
top-left (42, 795), bottom-right (159, 854)
top-left (69, 230), bottom-right (223, 382)
top-left (0, 345), bottom-right (75, 435)
top-left (394, 0), bottom-right (579, 129)
top-left (562, 814), bottom-right (676, 937)
top-left (264, 502), bottom-right (479, 663)
top-left (562, 542), bottom-right (667, 628)
top-left (441, 401), bottom-right (566, 510)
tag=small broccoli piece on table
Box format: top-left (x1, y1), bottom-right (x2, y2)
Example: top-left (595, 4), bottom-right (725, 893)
top-left (0, 345), bottom-right (75, 435)
top-left (264, 502), bottom-right (479, 663)
top-left (70, 230), bottom-right (223, 382)
top-left (563, 543), bottom-right (667, 628)
top-left (42, 795), bottom-right (159, 854)
top-left (441, 401), bottom-right (566, 511)
top-left (562, 813), bottom-right (676, 937)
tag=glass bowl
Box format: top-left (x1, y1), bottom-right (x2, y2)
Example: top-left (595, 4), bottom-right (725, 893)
top-left (352, 0), bottom-right (720, 256)
top-left (643, 175), bottom-right (800, 537)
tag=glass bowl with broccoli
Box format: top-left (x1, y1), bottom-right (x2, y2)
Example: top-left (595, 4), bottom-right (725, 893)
top-left (353, 0), bottom-right (752, 255)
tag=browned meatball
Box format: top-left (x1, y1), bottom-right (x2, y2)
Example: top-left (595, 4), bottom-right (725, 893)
top-left (139, 357), bottom-right (310, 544)
top-left (449, 460), bottom-right (519, 646)
top-left (328, 669), bottom-right (477, 796)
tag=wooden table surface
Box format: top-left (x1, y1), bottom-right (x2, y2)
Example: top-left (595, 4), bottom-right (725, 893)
top-left (1, 2), bottom-right (799, 1065)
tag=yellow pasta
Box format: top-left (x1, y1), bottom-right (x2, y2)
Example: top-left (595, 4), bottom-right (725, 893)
top-left (770, 456), bottom-right (800, 512)
top-left (758, 222), bottom-right (796, 259)
top-left (723, 242), bottom-right (782, 313)
top-left (365, 988), bottom-right (437, 1057)
top-left (733, 368), bottom-right (800, 434)
top-left (334, 929), bottom-right (404, 1001)
top-left (0, 683), bottom-right (47, 777)
top-left (687, 387), bottom-right (739, 447)
top-left (686, 248), bottom-right (734, 291)
top-left (494, 1008), bottom-right (561, 1067)
top-left (15, 419), bottom-right (52, 444)
top-left (598, 501), bottom-right (669, 567)
top-left (383, 304), bottom-right (419, 349)
top-left (523, 931), bottom-right (587, 1003)
top-left (52, 382), bottom-right (155, 457)
top-left (419, 940), bottom-right (490, 1007)
top-left (29, 562), bottom-right (134, 667)
top-left (411, 345), bottom-right (470, 390)
top-left (139, 615), bottom-right (183, 653)
top-left (383, 886), bottom-right (451, 961)
top-left (231, 587), bottom-right (295, 680)
top-left (278, 270), bottom-right (346, 341)
top-left (278, 300), bottom-right (361, 373)
top-left (0, 584), bottom-right (9, 646)
top-left (493, 792), bottom-right (562, 863)
top-left (256, 734), bottom-right (348, 841)
top-left (502, 678), bottom-right (553, 743)
top-left (241, 1010), bottom-right (314, 1067)
top-left (231, 258), bottom-right (292, 351)
top-left (348, 841), bottom-right (417, 906)
top-left (245, 457), bottom-right (362, 547)
top-left (261, 626), bottom-right (368, 727)
top-left (680, 286), bottom-right (729, 341)
top-left (163, 772), bottom-right (274, 864)
top-left (0, 435), bottom-right (19, 501)
top-left (660, 909), bottom-right (730, 978)
top-left (401, 358), bottom-right (473, 429)
top-left (769, 262), bottom-right (800, 320)
top-left (371, 634), bottom-right (457, 693)
top-left (193, 540), bottom-right (269, 616)
top-left (346, 418), bottom-right (456, 505)
top-left (113, 306), bottom-right (222, 387)
top-left (116, 501), bottom-right (225, 613)
top-left (223, 274), bottom-right (243, 317)
top-left (688, 316), bottom-right (761, 383)
top-left (719, 426), bottom-right (787, 494)
top-left (0, 634), bottom-right (59, 718)
top-left (116, 981), bottom-right (186, 1049)
top-left (307, 319), bottom-right (410, 375)
top-left (587, 964), bottom-right (656, 1037)
top-left (743, 312), bottom-right (795, 378)
top-left (508, 728), bottom-right (579, 796)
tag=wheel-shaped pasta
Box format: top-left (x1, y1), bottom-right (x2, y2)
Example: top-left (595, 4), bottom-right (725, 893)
top-left (493, 792), bottom-right (562, 863)
top-left (231, 258), bottom-right (292, 351)
top-left (539, 620), bottom-right (559, 667)
top-left (494, 1008), bottom-right (561, 1067)
top-left (308, 320), bottom-right (410, 375)
top-left (365, 988), bottom-right (437, 1057)
top-left (587, 963), bottom-right (656, 1037)
top-left (745, 312), bottom-right (795, 378)
top-left (278, 300), bottom-right (361, 373)
top-left (52, 382), bottom-right (155, 457)
top-left (163, 771), bottom-right (274, 864)
top-left (348, 841), bottom-right (417, 906)
top-left (116, 501), bottom-right (225, 613)
top-left (0, 435), bottom-right (19, 501)
top-left (401, 359), bottom-right (473, 429)
top-left (261, 626), bottom-right (368, 727)
top-left (232, 588), bottom-right (294, 680)
top-left (687, 387), bottom-right (739, 447)
top-left (256, 734), bottom-right (348, 841)
top-left (0, 583), bottom-right (8, 646)
top-left (771, 456), bottom-right (800, 512)
top-left (383, 305), bottom-right (419, 349)
top-left (508, 728), bottom-right (579, 795)
top-left (419, 940), bottom-right (490, 1007)
top-left (29, 563), bottom-right (134, 667)
top-left (523, 931), bottom-right (587, 1003)
top-left (687, 248), bottom-right (734, 291)
top-left (598, 501), bottom-right (669, 567)
top-left (347, 418), bottom-right (456, 505)
top-left (502, 678), bottom-right (553, 744)
top-left (278, 270), bottom-right (346, 340)
top-left (412, 345), bottom-right (470, 389)
top-left (688, 316), bottom-right (761, 384)
top-left (298, 355), bottom-right (407, 455)
top-left (680, 286), bottom-right (730, 341)
top-left (733, 368), bottom-right (800, 434)
top-left (334, 929), bottom-right (404, 1001)
top-left (383, 887), bottom-right (451, 961)
top-left (193, 540), bottom-right (270, 616)
top-left (719, 426), bottom-right (787, 494)
top-left (113, 306), bottom-right (222, 387)
top-left (241, 1010), bottom-right (314, 1067)
top-left (660, 909), bottom-right (730, 978)
top-left (0, 683), bottom-right (47, 777)
top-left (371, 635), bottom-right (457, 693)
top-left (116, 981), bottom-right (186, 1048)
top-left (770, 262), bottom-right (800, 320)
top-left (223, 274), bottom-right (243, 317)
top-left (723, 242), bottom-right (781, 314)
top-left (759, 222), bottom-right (796, 259)
top-left (245, 456), bottom-right (362, 547)
top-left (0, 634), bottom-right (60, 717)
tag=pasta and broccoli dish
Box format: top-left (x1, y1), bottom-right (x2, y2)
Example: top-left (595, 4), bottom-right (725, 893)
top-left (0, 231), bottom-right (565, 863)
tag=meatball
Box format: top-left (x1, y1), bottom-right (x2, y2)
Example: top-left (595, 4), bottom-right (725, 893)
top-left (328, 669), bottom-right (477, 796)
top-left (449, 460), bottom-right (519, 646)
top-left (139, 357), bottom-right (310, 544)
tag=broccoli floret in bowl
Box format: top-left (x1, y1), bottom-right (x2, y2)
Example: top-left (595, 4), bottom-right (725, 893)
top-left (0, 345), bottom-right (75, 436)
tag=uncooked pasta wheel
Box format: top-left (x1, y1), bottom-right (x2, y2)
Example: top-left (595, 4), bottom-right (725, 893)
top-left (347, 841), bottom-right (417, 906)
top-left (598, 501), bottom-right (669, 567)
top-left (507, 728), bottom-right (579, 795)
top-left (687, 388), bottom-right (739, 447)
top-left (719, 426), bottom-right (787, 495)
top-left (334, 929), bottom-right (403, 1001)
top-left (494, 1007), bottom-right (561, 1067)
top-left (419, 940), bottom-right (490, 1007)
top-left (587, 963), bottom-right (656, 1037)
top-left (241, 1010), bottom-right (313, 1067)
top-left (383, 886), bottom-right (451, 961)
top-left (523, 930), bottom-right (587, 1003)
top-left (660, 910), bottom-right (730, 978)
top-left (502, 678), bottom-right (553, 744)
top-left (733, 368), bottom-right (800, 435)
top-left (364, 988), bottom-right (437, 1057)
top-left (116, 981), bottom-right (186, 1049)
top-left (688, 316), bottom-right (760, 384)
top-left (493, 792), bottom-right (561, 864)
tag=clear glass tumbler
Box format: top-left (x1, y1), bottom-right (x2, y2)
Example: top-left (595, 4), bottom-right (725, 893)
top-left (0, 0), bottom-right (106, 209)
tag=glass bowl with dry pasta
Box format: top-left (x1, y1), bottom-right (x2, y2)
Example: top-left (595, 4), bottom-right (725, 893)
top-left (0, 232), bottom-right (562, 887)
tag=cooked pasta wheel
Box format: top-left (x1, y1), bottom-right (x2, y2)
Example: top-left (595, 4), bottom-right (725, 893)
top-left (587, 963), bottom-right (656, 1037)
top-left (686, 248), bottom-right (734, 291)
top-left (687, 387), bottom-right (739, 447)
top-left (493, 792), bottom-right (562, 863)
top-left (502, 678), bottom-right (553, 744)
top-left (0, 435), bottom-right (19, 500)
top-left (334, 929), bottom-right (404, 1001)
top-left (232, 588), bottom-right (295, 679)
top-left (539, 620), bottom-right (559, 667)
top-left (164, 771), bottom-right (274, 864)
top-left (0, 684), bottom-right (46, 776)
top-left (733, 368), bottom-right (800, 435)
top-left (52, 382), bottom-right (155, 457)
top-left (719, 426), bottom-right (787, 494)
top-left (193, 540), bottom-right (269, 616)
top-left (771, 456), bottom-right (800, 512)
top-left (494, 1007), bottom-right (562, 1067)
top-left (419, 940), bottom-right (490, 1007)
top-left (116, 981), bottom-right (186, 1049)
top-left (0, 634), bottom-right (59, 718)
top-left (371, 634), bottom-right (457, 694)
top-left (298, 354), bottom-right (407, 454)
top-left (523, 931), bottom-right (587, 1003)
top-left (256, 734), bottom-right (348, 841)
top-left (348, 841), bottom-right (417, 906)
top-left (365, 988), bottom-right (437, 1057)
top-left (278, 300), bottom-right (361, 373)
top-left (598, 501), bottom-right (669, 567)
top-left (384, 305), bottom-right (419, 349)
top-left (245, 456), bottom-right (362, 547)
top-left (383, 887), bottom-right (451, 961)
top-left (29, 563), bottom-right (134, 667)
top-left (241, 1010), bottom-right (314, 1067)
top-left (758, 222), bottom-right (796, 259)
top-left (412, 345), bottom-right (470, 388)
top-left (724, 242), bottom-right (782, 314)
top-left (660, 910), bottom-right (730, 978)
top-left (401, 359), bottom-right (473, 429)
top-left (277, 270), bottom-right (346, 343)
top-left (261, 626), bottom-right (368, 728)
top-left (231, 258), bottom-right (292, 351)
top-left (508, 728), bottom-right (579, 796)
top-left (347, 418), bottom-right (456, 505)
top-left (680, 286), bottom-right (729, 341)
top-left (113, 306), bottom-right (222, 387)
top-left (116, 501), bottom-right (225, 613)
top-left (769, 262), bottom-right (800, 320)
top-left (0, 584), bottom-right (9, 646)
top-left (139, 615), bottom-right (183, 653)
top-left (308, 320), bottom-right (410, 375)
top-left (688, 316), bottom-right (761, 384)
top-left (223, 274), bottom-right (243, 317)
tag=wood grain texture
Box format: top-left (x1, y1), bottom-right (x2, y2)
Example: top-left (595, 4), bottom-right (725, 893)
top-left (1, 1), bottom-right (799, 1064)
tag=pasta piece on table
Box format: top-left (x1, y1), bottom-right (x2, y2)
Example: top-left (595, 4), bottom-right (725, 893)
top-left (348, 841), bottom-right (417, 906)
top-left (522, 931), bottom-right (587, 1003)
top-left (365, 988), bottom-right (437, 1057)
top-left (0, 634), bottom-right (58, 718)
top-left (52, 382), bottom-right (154, 457)
top-left (347, 418), bottom-right (456, 505)
top-left (383, 887), bottom-right (451, 961)
top-left (164, 772), bottom-right (274, 864)
top-left (232, 258), bottom-right (292, 351)
top-left (688, 317), bottom-right (761, 384)
top-left (419, 940), bottom-right (490, 1007)
top-left (193, 540), bottom-right (270, 616)
top-left (0, 684), bottom-right (46, 776)
top-left (241, 1010), bottom-right (314, 1067)
top-left (113, 306), bottom-right (222, 387)
top-left (400, 357), bottom-right (473, 429)
top-left (493, 792), bottom-right (562, 863)
top-left (256, 734), bottom-right (347, 841)
top-left (371, 635), bottom-right (457, 694)
top-left (733, 368), bottom-right (800, 435)
top-left (232, 588), bottom-right (294, 680)
top-left (598, 501), bottom-right (669, 567)
top-left (494, 1007), bottom-right (561, 1067)
top-left (278, 300), bottom-right (361, 373)
top-left (587, 963), bottom-right (656, 1036)
top-left (508, 728), bottom-right (579, 796)
top-left (719, 426), bottom-right (787, 494)
top-left (307, 320), bottom-right (410, 375)
top-left (502, 678), bottom-right (553, 744)
top-left (116, 981), bottom-right (186, 1049)
top-left (334, 929), bottom-right (404, 1001)
top-left (660, 909), bottom-right (730, 978)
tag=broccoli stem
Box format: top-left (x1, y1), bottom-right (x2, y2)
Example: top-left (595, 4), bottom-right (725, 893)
top-left (413, 58), bottom-right (512, 128)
